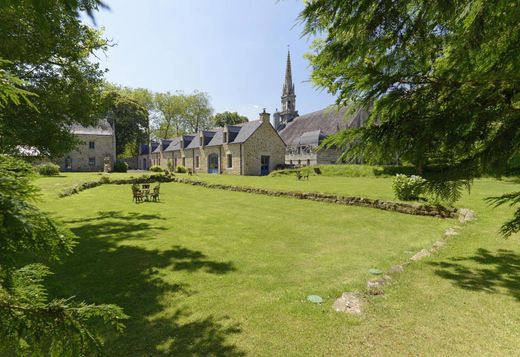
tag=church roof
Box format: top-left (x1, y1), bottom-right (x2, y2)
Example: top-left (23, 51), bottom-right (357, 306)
top-left (70, 119), bottom-right (114, 136)
top-left (279, 106), bottom-right (368, 146)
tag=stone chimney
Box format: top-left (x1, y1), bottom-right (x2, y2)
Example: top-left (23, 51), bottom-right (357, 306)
top-left (259, 108), bottom-right (270, 124)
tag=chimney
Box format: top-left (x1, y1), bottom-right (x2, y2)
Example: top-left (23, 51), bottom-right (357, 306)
top-left (259, 108), bottom-right (270, 124)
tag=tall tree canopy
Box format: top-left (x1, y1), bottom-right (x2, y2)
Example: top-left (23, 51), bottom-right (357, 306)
top-left (103, 90), bottom-right (149, 158)
top-left (154, 91), bottom-right (188, 138)
top-left (184, 91), bottom-right (213, 133)
top-left (301, 0), bottom-right (520, 235)
top-left (213, 111), bottom-right (248, 127)
top-left (0, 0), bottom-right (110, 157)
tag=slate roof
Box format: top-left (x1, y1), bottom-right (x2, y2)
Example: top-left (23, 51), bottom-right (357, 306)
top-left (70, 119), bottom-right (114, 136)
top-left (279, 106), bottom-right (368, 146)
top-left (139, 142), bottom-right (159, 155)
top-left (160, 120), bottom-right (262, 151)
top-left (152, 139), bottom-right (174, 154)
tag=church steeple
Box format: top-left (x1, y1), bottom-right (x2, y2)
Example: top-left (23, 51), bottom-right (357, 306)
top-left (283, 50), bottom-right (295, 98)
top-left (280, 49), bottom-right (298, 121)
top-left (273, 48), bottom-right (299, 131)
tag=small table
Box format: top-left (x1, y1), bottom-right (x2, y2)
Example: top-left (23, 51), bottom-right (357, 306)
top-left (141, 184), bottom-right (151, 200)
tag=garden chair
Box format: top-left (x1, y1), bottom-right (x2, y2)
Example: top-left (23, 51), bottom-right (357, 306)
top-left (187, 168), bottom-right (193, 176)
top-left (150, 184), bottom-right (161, 202)
top-left (132, 185), bottom-right (143, 203)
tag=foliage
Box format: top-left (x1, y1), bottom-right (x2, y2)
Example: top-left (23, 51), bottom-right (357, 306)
top-left (392, 174), bottom-right (426, 201)
top-left (301, 0), bottom-right (520, 234)
top-left (213, 111), bottom-right (248, 127)
top-left (0, 156), bottom-right (126, 355)
top-left (0, 59), bottom-right (37, 109)
top-left (0, 1), bottom-right (110, 157)
top-left (183, 91), bottom-right (213, 133)
top-left (103, 90), bottom-right (148, 157)
top-left (167, 158), bottom-right (174, 173)
top-left (175, 164), bottom-right (187, 173)
top-left (486, 191), bottom-right (520, 237)
top-left (113, 161), bottom-right (128, 173)
top-left (154, 91), bottom-right (188, 138)
top-left (36, 163), bottom-right (60, 176)
top-left (150, 165), bottom-right (163, 172)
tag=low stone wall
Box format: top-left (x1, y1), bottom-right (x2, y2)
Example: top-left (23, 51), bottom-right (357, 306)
top-left (171, 178), bottom-right (457, 218)
top-left (58, 175), bottom-right (457, 218)
top-left (58, 174), bottom-right (173, 197)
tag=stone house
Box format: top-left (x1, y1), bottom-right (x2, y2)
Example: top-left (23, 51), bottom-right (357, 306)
top-left (137, 141), bottom-right (159, 170)
top-left (152, 110), bottom-right (285, 175)
top-left (58, 120), bottom-right (116, 172)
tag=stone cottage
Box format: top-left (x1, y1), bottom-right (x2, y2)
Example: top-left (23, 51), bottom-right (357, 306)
top-left (58, 119), bottom-right (116, 172)
top-left (152, 110), bottom-right (285, 175)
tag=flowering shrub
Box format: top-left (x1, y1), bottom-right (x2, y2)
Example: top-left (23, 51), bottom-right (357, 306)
top-left (392, 174), bottom-right (426, 201)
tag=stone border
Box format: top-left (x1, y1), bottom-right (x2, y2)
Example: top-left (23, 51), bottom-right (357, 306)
top-left (170, 178), bottom-right (458, 218)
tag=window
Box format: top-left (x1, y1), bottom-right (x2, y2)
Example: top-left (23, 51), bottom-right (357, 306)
top-left (65, 157), bottom-right (72, 169)
top-left (200, 136), bottom-right (203, 146)
top-left (89, 141), bottom-right (95, 149)
top-left (307, 159), bottom-right (310, 166)
top-left (88, 157), bottom-right (96, 167)
top-left (289, 160), bottom-right (293, 165)
top-left (195, 156), bottom-right (200, 168)
top-left (182, 157), bottom-right (186, 166)
top-left (223, 132), bottom-right (227, 143)
top-left (227, 153), bottom-right (232, 168)
top-left (297, 159), bottom-right (301, 165)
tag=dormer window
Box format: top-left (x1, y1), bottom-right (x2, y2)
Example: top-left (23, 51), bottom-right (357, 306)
top-left (199, 136), bottom-right (203, 146)
top-left (223, 132), bottom-right (228, 143)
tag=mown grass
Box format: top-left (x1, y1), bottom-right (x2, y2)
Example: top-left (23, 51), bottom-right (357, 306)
top-left (34, 172), bottom-right (520, 355)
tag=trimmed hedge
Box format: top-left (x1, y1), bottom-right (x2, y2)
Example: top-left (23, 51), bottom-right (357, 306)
top-left (269, 164), bottom-right (417, 178)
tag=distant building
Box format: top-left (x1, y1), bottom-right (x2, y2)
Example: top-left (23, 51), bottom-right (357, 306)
top-left (58, 120), bottom-right (116, 172)
top-left (273, 50), bottom-right (368, 166)
top-left (137, 141), bottom-right (159, 170)
top-left (150, 110), bottom-right (285, 176)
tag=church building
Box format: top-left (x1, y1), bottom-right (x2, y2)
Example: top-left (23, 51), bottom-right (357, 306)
top-left (273, 51), bottom-right (368, 166)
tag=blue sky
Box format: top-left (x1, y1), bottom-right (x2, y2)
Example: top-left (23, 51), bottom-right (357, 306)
top-left (88, 0), bottom-right (336, 120)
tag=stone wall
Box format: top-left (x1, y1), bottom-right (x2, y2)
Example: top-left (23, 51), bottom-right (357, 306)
top-left (58, 134), bottom-right (114, 172)
top-left (243, 121), bottom-right (286, 175)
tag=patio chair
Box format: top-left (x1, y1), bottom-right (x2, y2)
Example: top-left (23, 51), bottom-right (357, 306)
top-left (150, 184), bottom-right (161, 202)
top-left (132, 185), bottom-right (143, 203)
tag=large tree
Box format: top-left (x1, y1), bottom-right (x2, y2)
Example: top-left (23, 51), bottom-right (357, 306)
top-left (212, 111), bottom-right (248, 127)
top-left (184, 91), bottom-right (213, 133)
top-left (154, 91), bottom-right (188, 138)
top-left (301, 0), bottom-right (520, 235)
top-left (104, 90), bottom-right (148, 158)
top-left (0, 0), bottom-right (110, 157)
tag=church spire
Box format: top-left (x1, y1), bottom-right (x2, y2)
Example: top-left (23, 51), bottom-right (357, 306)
top-left (283, 49), bottom-right (295, 97)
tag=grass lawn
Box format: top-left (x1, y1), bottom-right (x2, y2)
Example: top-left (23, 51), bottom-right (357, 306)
top-left (35, 173), bottom-right (520, 355)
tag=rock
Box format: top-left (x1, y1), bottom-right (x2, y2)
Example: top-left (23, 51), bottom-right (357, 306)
top-left (332, 292), bottom-right (363, 314)
top-left (458, 208), bottom-right (476, 223)
top-left (410, 249), bottom-right (432, 261)
top-left (444, 227), bottom-right (459, 237)
top-left (388, 264), bottom-right (405, 273)
top-left (431, 240), bottom-right (446, 251)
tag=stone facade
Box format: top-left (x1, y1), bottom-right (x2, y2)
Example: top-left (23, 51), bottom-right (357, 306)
top-left (146, 111), bottom-right (285, 176)
top-left (58, 120), bottom-right (116, 172)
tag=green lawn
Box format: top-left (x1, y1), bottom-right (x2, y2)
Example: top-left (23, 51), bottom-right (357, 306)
top-left (35, 173), bottom-right (520, 355)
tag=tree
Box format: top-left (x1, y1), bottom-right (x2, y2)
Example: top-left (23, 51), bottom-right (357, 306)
top-left (184, 91), bottom-right (213, 133)
top-left (0, 156), bottom-right (127, 355)
top-left (300, 0), bottom-right (520, 235)
top-left (154, 91), bottom-right (188, 138)
top-left (103, 90), bottom-right (148, 157)
top-left (212, 111), bottom-right (248, 127)
top-left (0, 0), bottom-right (110, 157)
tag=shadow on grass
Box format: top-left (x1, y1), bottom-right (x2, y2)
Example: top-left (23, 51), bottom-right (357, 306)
top-left (430, 248), bottom-right (520, 301)
top-left (48, 210), bottom-right (243, 356)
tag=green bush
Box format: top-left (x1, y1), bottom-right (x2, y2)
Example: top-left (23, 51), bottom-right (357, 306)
top-left (36, 163), bottom-right (60, 176)
top-left (149, 165), bottom-right (163, 172)
top-left (175, 165), bottom-right (187, 173)
top-left (392, 174), bottom-right (426, 201)
top-left (113, 161), bottom-right (128, 173)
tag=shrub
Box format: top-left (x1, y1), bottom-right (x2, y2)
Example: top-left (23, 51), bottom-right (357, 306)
top-left (36, 163), bottom-right (60, 176)
top-left (175, 165), bottom-right (187, 173)
top-left (99, 175), bottom-right (110, 184)
top-left (392, 174), bottom-right (426, 201)
top-left (113, 161), bottom-right (128, 173)
top-left (150, 165), bottom-right (163, 172)
top-left (167, 158), bottom-right (174, 173)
